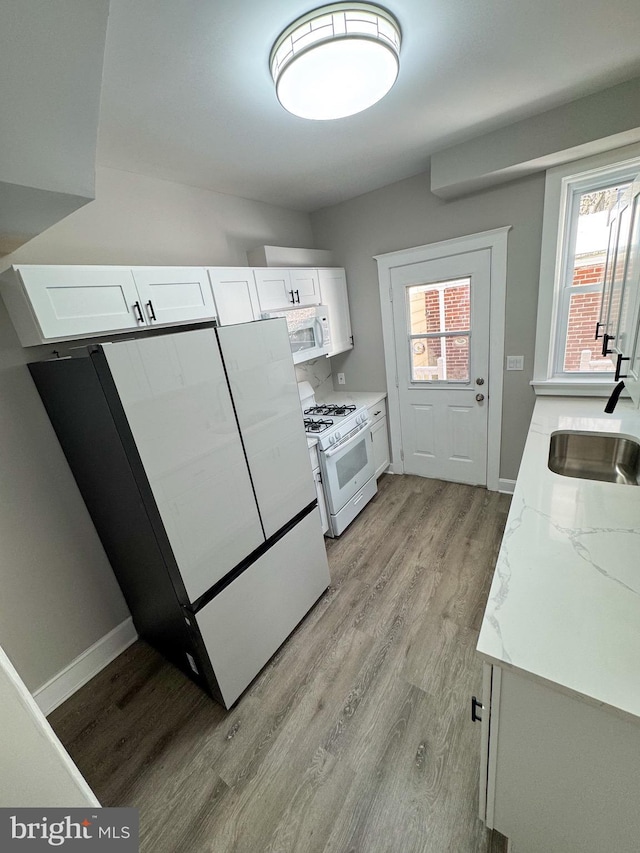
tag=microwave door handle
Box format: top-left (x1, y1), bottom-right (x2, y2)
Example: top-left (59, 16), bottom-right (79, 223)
top-left (323, 423), bottom-right (371, 458)
top-left (314, 317), bottom-right (327, 348)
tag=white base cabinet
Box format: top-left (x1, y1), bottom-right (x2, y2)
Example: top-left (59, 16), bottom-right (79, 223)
top-left (308, 443), bottom-right (329, 535)
top-left (367, 400), bottom-right (390, 478)
top-left (479, 663), bottom-right (640, 853)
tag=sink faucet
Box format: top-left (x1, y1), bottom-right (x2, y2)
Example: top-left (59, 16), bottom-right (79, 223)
top-left (604, 380), bottom-right (625, 413)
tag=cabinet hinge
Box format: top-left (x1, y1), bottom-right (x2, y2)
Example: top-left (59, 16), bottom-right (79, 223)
top-left (395, 374), bottom-right (399, 388)
top-left (389, 286), bottom-right (393, 302)
top-left (400, 448), bottom-right (404, 461)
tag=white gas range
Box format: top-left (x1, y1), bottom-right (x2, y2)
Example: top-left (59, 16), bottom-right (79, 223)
top-left (299, 385), bottom-right (377, 537)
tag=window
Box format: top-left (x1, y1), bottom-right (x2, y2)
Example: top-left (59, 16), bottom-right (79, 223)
top-left (533, 144), bottom-right (640, 394)
top-left (406, 277), bottom-right (470, 382)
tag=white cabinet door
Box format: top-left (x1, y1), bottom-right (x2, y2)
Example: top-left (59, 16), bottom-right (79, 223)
top-left (254, 268), bottom-right (321, 311)
top-left (16, 265), bottom-right (142, 342)
top-left (131, 267), bottom-right (216, 326)
top-left (371, 417), bottom-right (390, 478)
top-left (368, 400), bottom-right (390, 478)
top-left (616, 178), bottom-right (640, 405)
top-left (208, 267), bottom-right (259, 325)
top-left (216, 319), bottom-right (316, 537)
top-left (195, 508), bottom-right (330, 707)
top-left (254, 268), bottom-right (297, 312)
top-left (290, 268), bottom-right (321, 306)
top-left (318, 268), bottom-right (353, 356)
top-left (101, 329), bottom-right (265, 603)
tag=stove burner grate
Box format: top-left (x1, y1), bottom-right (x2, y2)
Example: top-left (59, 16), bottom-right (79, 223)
top-left (304, 418), bottom-right (334, 433)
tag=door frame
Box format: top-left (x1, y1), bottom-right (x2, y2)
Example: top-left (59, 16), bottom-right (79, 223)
top-left (375, 227), bottom-right (510, 493)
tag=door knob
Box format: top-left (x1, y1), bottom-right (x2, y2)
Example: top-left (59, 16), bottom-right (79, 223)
top-left (476, 377), bottom-right (485, 385)
top-left (476, 393), bottom-right (485, 402)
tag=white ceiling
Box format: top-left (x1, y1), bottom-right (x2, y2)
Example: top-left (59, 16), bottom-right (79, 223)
top-left (97, 0), bottom-right (640, 212)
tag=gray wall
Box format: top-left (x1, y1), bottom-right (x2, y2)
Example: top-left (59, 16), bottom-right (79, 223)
top-left (0, 168), bottom-right (314, 693)
top-left (310, 168), bottom-right (546, 481)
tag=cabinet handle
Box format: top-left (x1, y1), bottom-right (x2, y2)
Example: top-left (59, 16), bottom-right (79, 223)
top-left (602, 332), bottom-right (615, 357)
top-left (133, 301), bottom-right (144, 323)
top-left (373, 410), bottom-right (381, 416)
top-left (294, 289), bottom-right (300, 303)
top-left (471, 695), bottom-right (483, 723)
top-left (146, 300), bottom-right (157, 321)
top-left (289, 289), bottom-right (296, 304)
top-left (615, 353), bottom-right (630, 381)
top-left (595, 321), bottom-right (604, 341)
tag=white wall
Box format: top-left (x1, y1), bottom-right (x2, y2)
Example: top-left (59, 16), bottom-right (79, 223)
top-left (310, 168), bottom-right (546, 481)
top-left (0, 646), bottom-right (98, 807)
top-left (3, 167), bottom-right (315, 269)
top-left (0, 168), bottom-right (314, 696)
top-left (0, 1), bottom-right (110, 254)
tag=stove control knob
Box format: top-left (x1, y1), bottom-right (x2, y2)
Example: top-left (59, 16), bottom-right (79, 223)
top-left (328, 435), bottom-right (335, 445)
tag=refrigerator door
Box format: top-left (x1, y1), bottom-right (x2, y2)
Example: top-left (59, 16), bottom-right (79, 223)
top-left (216, 319), bottom-right (316, 537)
top-left (101, 329), bottom-right (265, 602)
top-left (195, 507), bottom-right (330, 707)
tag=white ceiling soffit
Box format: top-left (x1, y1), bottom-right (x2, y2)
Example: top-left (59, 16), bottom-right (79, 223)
top-left (97, 0), bottom-right (640, 212)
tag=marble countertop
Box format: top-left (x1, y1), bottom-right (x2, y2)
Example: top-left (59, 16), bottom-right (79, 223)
top-left (317, 390), bottom-right (387, 409)
top-left (477, 396), bottom-right (640, 722)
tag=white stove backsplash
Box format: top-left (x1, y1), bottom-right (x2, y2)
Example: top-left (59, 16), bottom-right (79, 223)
top-left (295, 358), bottom-right (333, 398)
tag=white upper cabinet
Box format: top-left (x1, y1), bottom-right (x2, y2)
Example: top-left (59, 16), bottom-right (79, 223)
top-left (620, 178), bottom-right (640, 405)
top-left (1, 265), bottom-right (143, 345)
top-left (0, 263), bottom-right (353, 351)
top-left (317, 268), bottom-right (353, 357)
top-left (131, 267), bottom-right (215, 326)
top-left (207, 267), bottom-right (260, 325)
top-left (254, 268), bottom-right (320, 312)
top-left (0, 265), bottom-right (218, 346)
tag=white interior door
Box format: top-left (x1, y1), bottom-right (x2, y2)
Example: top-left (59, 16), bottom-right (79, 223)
top-left (391, 249), bottom-right (491, 485)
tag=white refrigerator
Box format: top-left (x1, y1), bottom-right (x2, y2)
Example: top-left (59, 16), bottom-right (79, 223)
top-left (29, 320), bottom-right (330, 709)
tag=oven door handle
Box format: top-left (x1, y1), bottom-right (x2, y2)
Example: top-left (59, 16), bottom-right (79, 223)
top-left (323, 422), bottom-right (371, 458)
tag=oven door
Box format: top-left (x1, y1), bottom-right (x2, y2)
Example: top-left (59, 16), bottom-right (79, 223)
top-left (320, 425), bottom-right (375, 514)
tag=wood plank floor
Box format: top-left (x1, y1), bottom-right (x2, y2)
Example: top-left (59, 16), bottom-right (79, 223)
top-left (49, 474), bottom-right (510, 853)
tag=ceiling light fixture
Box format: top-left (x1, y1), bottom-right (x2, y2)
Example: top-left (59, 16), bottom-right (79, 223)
top-left (270, 3), bottom-right (401, 121)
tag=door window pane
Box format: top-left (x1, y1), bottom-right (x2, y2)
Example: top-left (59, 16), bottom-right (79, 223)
top-left (410, 335), bottom-right (470, 382)
top-left (408, 278), bottom-right (470, 334)
top-left (408, 278), bottom-right (471, 382)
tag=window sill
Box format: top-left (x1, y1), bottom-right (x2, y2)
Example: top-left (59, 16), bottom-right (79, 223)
top-left (531, 378), bottom-right (619, 397)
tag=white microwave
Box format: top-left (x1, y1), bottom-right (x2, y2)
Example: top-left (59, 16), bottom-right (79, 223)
top-left (262, 305), bottom-right (331, 363)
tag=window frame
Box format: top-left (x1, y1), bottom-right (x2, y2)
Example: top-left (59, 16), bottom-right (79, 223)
top-left (533, 143), bottom-right (640, 395)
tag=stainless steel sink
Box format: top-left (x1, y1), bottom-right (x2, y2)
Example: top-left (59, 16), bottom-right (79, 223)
top-left (548, 431), bottom-right (640, 485)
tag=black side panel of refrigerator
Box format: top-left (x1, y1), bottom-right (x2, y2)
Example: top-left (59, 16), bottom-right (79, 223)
top-left (28, 356), bottom-right (223, 704)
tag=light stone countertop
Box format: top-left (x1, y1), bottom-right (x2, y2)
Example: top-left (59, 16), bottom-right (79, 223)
top-left (316, 390), bottom-right (387, 409)
top-left (477, 395), bottom-right (640, 722)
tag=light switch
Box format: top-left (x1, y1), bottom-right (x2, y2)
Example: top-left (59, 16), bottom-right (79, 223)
top-left (337, 372), bottom-right (346, 385)
top-left (506, 356), bottom-right (524, 371)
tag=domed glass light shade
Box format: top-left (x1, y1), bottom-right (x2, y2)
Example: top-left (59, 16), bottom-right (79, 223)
top-left (270, 3), bottom-right (401, 121)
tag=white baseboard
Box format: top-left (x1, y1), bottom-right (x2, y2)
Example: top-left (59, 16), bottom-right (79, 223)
top-left (498, 478), bottom-right (516, 495)
top-left (33, 618), bottom-right (138, 717)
